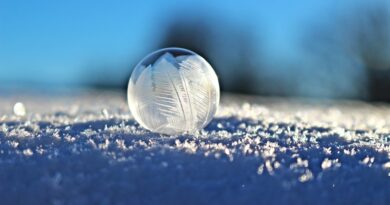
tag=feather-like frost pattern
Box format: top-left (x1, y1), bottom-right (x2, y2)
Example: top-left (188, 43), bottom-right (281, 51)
top-left (129, 52), bottom-right (219, 135)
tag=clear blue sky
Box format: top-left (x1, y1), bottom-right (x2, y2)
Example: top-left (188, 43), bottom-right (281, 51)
top-left (0, 0), bottom-right (375, 89)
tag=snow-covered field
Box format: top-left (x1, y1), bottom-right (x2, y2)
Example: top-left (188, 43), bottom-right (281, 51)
top-left (0, 91), bottom-right (390, 205)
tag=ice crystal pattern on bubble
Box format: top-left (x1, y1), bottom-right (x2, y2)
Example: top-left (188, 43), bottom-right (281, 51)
top-left (128, 49), bottom-right (220, 135)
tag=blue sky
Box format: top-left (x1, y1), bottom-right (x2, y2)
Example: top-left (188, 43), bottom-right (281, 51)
top-left (0, 0), bottom-right (381, 89)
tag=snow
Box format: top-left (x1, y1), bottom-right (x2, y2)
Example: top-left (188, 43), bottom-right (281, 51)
top-left (0, 91), bottom-right (390, 205)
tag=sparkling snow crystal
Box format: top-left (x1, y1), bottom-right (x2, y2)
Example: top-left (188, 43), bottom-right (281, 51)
top-left (0, 91), bottom-right (389, 204)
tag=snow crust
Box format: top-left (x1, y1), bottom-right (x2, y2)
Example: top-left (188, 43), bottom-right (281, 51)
top-left (0, 91), bottom-right (390, 205)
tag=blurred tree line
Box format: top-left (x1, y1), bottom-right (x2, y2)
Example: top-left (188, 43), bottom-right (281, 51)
top-left (89, 2), bottom-right (390, 102)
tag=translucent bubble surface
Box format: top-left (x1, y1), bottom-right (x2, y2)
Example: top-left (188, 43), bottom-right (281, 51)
top-left (127, 48), bottom-right (220, 135)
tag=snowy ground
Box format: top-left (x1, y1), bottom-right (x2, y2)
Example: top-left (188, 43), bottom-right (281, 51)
top-left (0, 90), bottom-right (390, 205)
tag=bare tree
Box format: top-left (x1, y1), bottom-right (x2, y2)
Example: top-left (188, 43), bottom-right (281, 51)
top-left (159, 13), bottom-right (263, 94)
top-left (301, 1), bottom-right (390, 101)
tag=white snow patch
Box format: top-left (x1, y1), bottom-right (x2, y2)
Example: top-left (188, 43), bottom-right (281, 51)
top-left (0, 92), bottom-right (389, 204)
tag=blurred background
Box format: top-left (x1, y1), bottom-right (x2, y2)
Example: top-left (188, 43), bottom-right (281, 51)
top-left (0, 0), bottom-right (389, 101)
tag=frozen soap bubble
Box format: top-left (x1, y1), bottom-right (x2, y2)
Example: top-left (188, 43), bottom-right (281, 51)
top-left (127, 48), bottom-right (220, 135)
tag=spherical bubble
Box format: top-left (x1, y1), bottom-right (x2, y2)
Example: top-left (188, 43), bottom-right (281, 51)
top-left (127, 48), bottom-right (220, 135)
